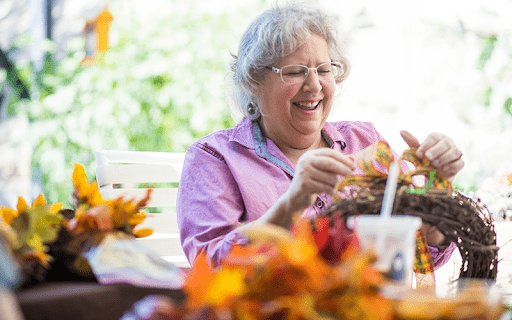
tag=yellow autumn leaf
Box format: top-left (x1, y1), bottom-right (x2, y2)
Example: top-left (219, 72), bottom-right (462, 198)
top-left (184, 253), bottom-right (217, 310)
top-left (0, 207), bottom-right (19, 225)
top-left (269, 294), bottom-right (330, 320)
top-left (72, 164), bottom-right (89, 196)
top-left (49, 203), bottom-right (64, 214)
top-left (21, 248), bottom-right (53, 268)
top-left (128, 211), bottom-right (146, 226)
top-left (133, 228), bottom-right (153, 238)
top-left (25, 233), bottom-right (45, 251)
top-left (72, 164), bottom-right (104, 207)
top-left (16, 196), bottom-right (28, 213)
top-left (32, 194), bottom-right (47, 207)
top-left (203, 267), bottom-right (247, 307)
top-left (89, 181), bottom-right (103, 206)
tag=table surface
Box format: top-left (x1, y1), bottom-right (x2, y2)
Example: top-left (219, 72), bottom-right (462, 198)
top-left (16, 282), bottom-right (185, 320)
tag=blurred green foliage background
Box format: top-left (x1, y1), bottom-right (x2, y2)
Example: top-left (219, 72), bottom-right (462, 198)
top-left (1, 1), bottom-right (265, 205)
top-left (0, 0), bottom-right (511, 206)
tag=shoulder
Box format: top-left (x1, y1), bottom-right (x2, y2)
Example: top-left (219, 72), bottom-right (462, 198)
top-left (187, 129), bottom-right (232, 162)
top-left (186, 118), bottom-right (253, 161)
top-left (327, 121), bottom-right (386, 153)
top-left (328, 121), bottom-right (380, 134)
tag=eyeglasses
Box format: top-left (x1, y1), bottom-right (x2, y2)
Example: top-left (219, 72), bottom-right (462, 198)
top-left (265, 62), bottom-right (344, 84)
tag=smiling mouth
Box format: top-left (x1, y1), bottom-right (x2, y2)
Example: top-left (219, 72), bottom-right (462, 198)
top-left (293, 100), bottom-right (321, 111)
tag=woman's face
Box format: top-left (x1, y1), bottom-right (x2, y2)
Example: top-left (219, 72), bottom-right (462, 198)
top-left (257, 34), bottom-right (337, 149)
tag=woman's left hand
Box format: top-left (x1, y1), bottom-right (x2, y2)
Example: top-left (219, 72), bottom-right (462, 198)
top-left (400, 130), bottom-right (464, 182)
top-left (420, 223), bottom-right (446, 247)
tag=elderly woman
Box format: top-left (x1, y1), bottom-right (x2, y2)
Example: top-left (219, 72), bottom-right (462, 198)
top-left (176, 3), bottom-right (463, 267)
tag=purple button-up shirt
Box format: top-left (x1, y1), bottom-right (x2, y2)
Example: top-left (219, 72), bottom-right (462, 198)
top-left (176, 117), bottom-right (455, 267)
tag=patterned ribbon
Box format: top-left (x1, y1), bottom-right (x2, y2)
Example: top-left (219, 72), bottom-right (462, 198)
top-left (414, 229), bottom-right (436, 288)
top-left (334, 141), bottom-right (452, 197)
top-left (334, 141), bottom-right (452, 284)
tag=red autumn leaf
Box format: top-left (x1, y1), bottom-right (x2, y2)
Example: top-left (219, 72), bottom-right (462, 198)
top-left (312, 216), bottom-right (330, 250)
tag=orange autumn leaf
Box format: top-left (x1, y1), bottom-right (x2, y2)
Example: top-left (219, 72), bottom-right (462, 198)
top-left (184, 253), bottom-right (218, 310)
top-left (49, 203), bottom-right (64, 214)
top-left (32, 194), bottom-right (46, 207)
top-left (133, 228), bottom-right (153, 238)
top-left (287, 218), bottom-right (331, 291)
top-left (72, 164), bottom-right (104, 207)
top-left (340, 232), bottom-right (361, 261)
top-left (128, 211), bottom-right (146, 226)
top-left (20, 247), bottom-right (53, 268)
top-left (185, 253), bottom-right (248, 310)
top-left (16, 196), bottom-right (28, 213)
top-left (353, 293), bottom-right (393, 320)
top-left (232, 300), bottom-right (261, 320)
top-left (68, 164), bottom-right (152, 237)
top-left (261, 294), bottom-right (331, 320)
top-left (203, 267), bottom-right (247, 307)
top-left (0, 207), bottom-right (19, 225)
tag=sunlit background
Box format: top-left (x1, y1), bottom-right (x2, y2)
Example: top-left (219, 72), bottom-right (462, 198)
top-left (1, 0), bottom-right (511, 218)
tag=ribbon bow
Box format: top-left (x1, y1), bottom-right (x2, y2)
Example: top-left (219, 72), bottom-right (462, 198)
top-left (334, 141), bottom-right (452, 199)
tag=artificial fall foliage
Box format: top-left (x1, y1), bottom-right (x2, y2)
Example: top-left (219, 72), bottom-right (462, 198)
top-left (0, 164), bottom-right (153, 284)
top-left (149, 216), bottom-right (504, 320)
top-left (182, 217), bottom-right (393, 320)
top-left (0, 195), bottom-right (63, 267)
top-left (68, 163), bottom-right (153, 238)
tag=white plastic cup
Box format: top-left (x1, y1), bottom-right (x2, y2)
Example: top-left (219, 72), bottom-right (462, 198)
top-left (347, 215), bottom-right (422, 285)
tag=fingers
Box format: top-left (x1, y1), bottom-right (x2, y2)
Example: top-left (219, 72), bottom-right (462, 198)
top-left (416, 133), bottom-right (450, 160)
top-left (287, 149), bottom-right (356, 210)
top-left (402, 131), bottom-right (464, 180)
top-left (428, 144), bottom-right (462, 168)
top-left (420, 223), bottom-right (446, 247)
top-left (307, 148), bottom-right (356, 177)
top-left (437, 155), bottom-right (464, 181)
top-left (400, 130), bottom-right (420, 149)
top-left (296, 149), bottom-right (356, 188)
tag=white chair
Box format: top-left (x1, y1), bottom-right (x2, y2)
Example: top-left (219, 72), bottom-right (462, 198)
top-left (95, 149), bottom-right (190, 268)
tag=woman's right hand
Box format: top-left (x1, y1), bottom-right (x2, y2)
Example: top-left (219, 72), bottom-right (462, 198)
top-left (283, 148), bottom-right (356, 216)
top-left (251, 148), bottom-right (356, 230)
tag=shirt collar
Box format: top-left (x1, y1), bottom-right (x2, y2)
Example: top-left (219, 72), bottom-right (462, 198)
top-left (321, 121), bottom-right (346, 149)
top-left (229, 117), bottom-right (255, 149)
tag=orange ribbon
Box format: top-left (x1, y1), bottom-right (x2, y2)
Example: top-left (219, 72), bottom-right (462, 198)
top-left (334, 141), bottom-right (452, 199)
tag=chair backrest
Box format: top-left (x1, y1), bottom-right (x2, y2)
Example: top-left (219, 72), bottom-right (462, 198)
top-left (95, 150), bottom-right (189, 267)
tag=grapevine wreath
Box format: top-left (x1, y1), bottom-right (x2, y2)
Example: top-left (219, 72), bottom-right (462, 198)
top-left (315, 141), bottom-right (498, 280)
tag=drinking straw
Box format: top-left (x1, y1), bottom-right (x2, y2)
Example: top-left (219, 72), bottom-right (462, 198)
top-left (376, 161), bottom-right (400, 254)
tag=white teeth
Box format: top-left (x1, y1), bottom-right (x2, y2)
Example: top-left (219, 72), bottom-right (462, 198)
top-left (296, 101), bottom-right (320, 109)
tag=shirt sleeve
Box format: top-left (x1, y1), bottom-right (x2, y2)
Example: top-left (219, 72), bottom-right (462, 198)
top-left (429, 241), bottom-right (457, 270)
top-left (176, 142), bottom-right (248, 267)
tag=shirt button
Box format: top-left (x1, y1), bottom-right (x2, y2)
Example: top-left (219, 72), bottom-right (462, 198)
top-left (315, 200), bottom-right (324, 208)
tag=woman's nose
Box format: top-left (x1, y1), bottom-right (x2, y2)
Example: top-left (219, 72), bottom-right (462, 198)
top-left (302, 70), bottom-right (322, 93)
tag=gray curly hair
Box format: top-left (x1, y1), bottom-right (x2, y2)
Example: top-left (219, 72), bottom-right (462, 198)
top-left (229, 3), bottom-right (351, 120)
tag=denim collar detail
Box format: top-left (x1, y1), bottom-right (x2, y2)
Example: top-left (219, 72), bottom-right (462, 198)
top-left (252, 121), bottom-right (295, 176)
